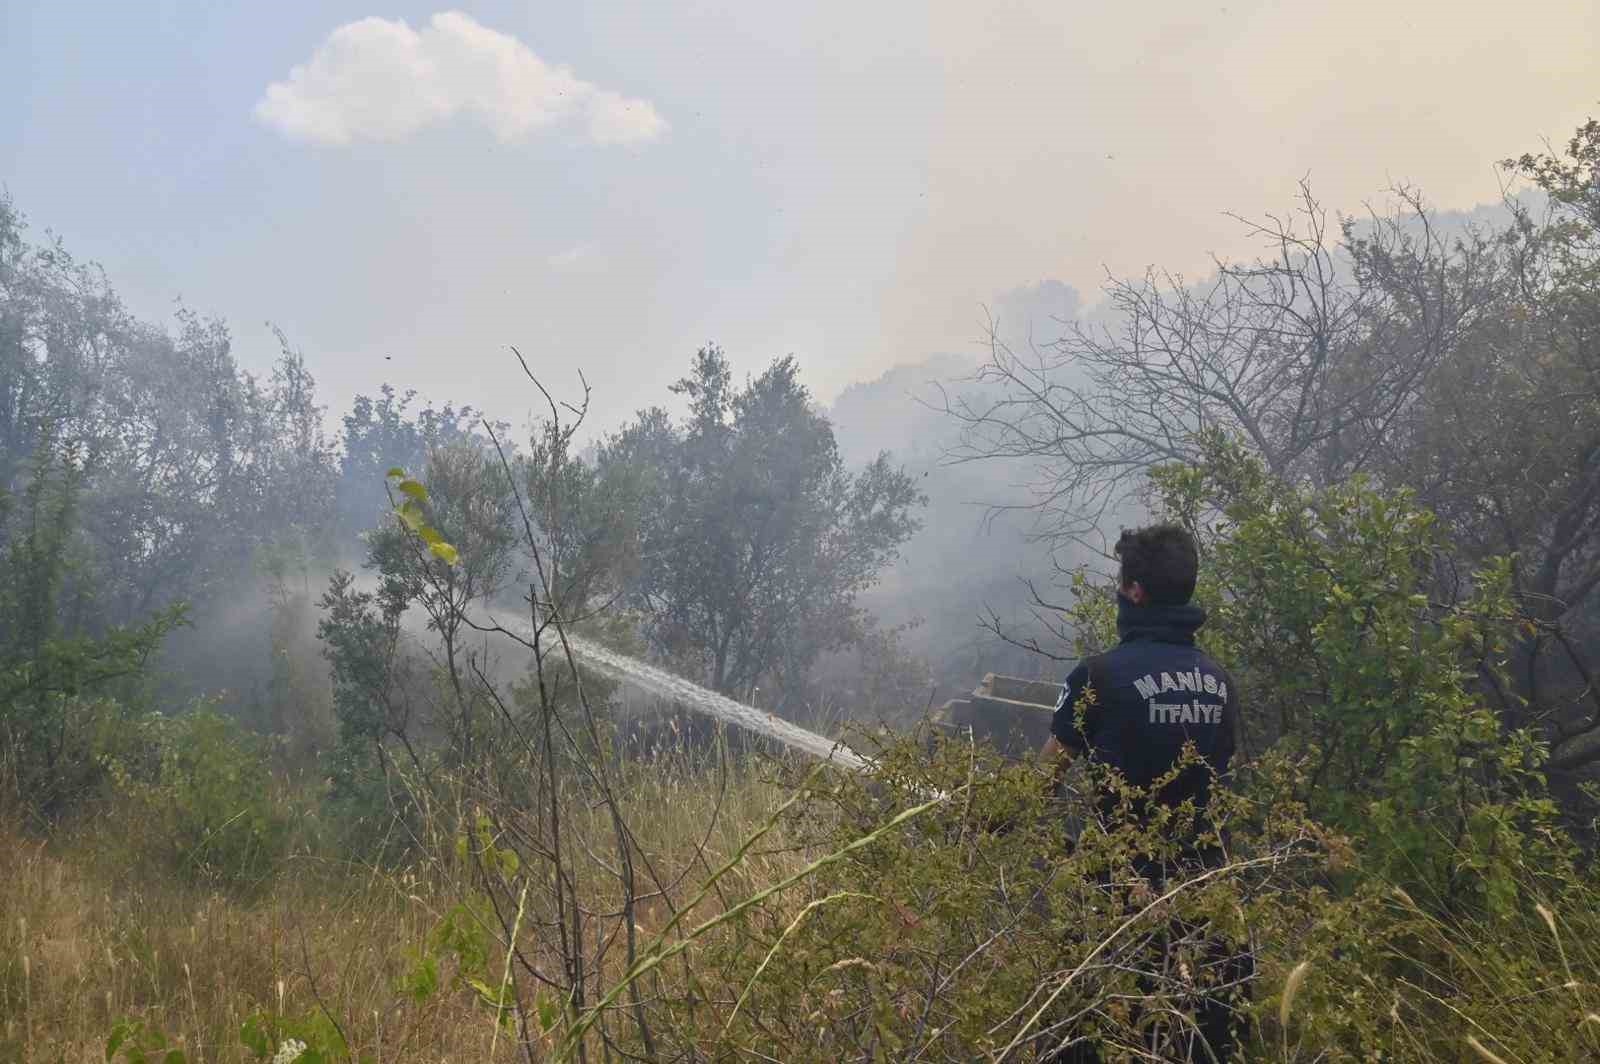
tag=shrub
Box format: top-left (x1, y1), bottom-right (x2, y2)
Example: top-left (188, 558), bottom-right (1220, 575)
top-left (102, 707), bottom-right (296, 888)
top-left (1146, 435), bottom-right (1572, 915)
top-left (626, 733), bottom-right (1330, 1061)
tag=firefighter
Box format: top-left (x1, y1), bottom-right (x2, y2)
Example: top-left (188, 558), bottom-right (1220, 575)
top-left (1039, 523), bottom-right (1246, 1061)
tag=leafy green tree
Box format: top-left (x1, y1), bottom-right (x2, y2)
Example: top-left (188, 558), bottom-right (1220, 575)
top-left (0, 430), bottom-right (183, 814)
top-left (87, 318), bottom-right (340, 626)
top-left (317, 565), bottom-right (428, 813)
top-left (350, 444), bottom-right (516, 770)
top-left (2, 194), bottom-right (340, 633)
top-left (335, 384), bottom-right (484, 553)
top-left (1370, 123), bottom-right (1600, 770)
top-left (600, 347), bottom-right (924, 704)
top-left (317, 393), bottom-right (645, 819)
top-left (0, 193), bottom-right (135, 504)
top-left (1122, 435), bottom-right (1561, 908)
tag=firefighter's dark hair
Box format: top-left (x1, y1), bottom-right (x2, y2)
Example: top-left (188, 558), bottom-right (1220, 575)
top-left (1115, 523), bottom-right (1198, 606)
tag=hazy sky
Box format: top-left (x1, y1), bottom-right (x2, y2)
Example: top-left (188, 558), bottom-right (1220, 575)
top-left (3, 0), bottom-right (1596, 433)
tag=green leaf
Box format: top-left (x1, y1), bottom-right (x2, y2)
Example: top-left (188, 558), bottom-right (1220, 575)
top-left (161, 1051), bottom-right (187, 1064)
top-left (239, 1016), bottom-right (272, 1057)
top-left (536, 991), bottom-right (559, 1032)
top-left (385, 467), bottom-right (406, 479)
top-left (428, 541), bottom-right (460, 566)
top-left (466, 977), bottom-right (504, 1009)
top-left (106, 1022), bottom-right (132, 1061)
top-left (405, 954), bottom-right (439, 1003)
top-left (397, 479), bottom-right (427, 502)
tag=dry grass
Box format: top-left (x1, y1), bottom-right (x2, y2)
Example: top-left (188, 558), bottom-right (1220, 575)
top-left (2, 820), bottom-right (502, 1061)
top-left (0, 749), bottom-right (803, 1063)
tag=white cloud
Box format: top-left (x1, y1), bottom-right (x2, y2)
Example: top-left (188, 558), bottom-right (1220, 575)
top-left (585, 90), bottom-right (668, 146)
top-left (255, 11), bottom-right (667, 147)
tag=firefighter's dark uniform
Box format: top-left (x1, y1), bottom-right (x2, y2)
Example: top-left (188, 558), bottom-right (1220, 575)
top-left (1050, 594), bottom-right (1245, 1062)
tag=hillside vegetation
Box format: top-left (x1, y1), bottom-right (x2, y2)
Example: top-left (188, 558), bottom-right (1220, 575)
top-left (5, 119), bottom-right (1600, 1061)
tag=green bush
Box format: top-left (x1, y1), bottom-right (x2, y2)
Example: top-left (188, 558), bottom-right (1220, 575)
top-left (617, 733), bottom-right (1323, 1060)
top-left (103, 707), bottom-right (296, 888)
top-left (1147, 435), bottom-right (1572, 915)
top-left (599, 735), bottom-right (1599, 1062)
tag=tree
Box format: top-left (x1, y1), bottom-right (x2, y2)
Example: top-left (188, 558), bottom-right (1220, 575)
top-left (1, 195), bottom-right (343, 634)
top-left (335, 384), bottom-right (484, 554)
top-left (1378, 121), bottom-right (1600, 770)
top-left (0, 426), bottom-right (184, 814)
top-left (938, 182), bottom-right (1504, 547)
top-left (941, 116), bottom-right (1600, 773)
top-left (600, 347), bottom-right (924, 705)
top-left (0, 193), bottom-right (134, 505)
top-left (361, 441), bottom-right (518, 768)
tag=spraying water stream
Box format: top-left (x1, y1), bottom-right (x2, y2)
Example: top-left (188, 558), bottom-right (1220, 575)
top-left (498, 618), bottom-right (867, 771)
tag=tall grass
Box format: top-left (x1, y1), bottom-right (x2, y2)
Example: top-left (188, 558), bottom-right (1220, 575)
top-left (0, 737), bottom-right (800, 1062)
top-left (6, 734), bottom-right (1600, 1062)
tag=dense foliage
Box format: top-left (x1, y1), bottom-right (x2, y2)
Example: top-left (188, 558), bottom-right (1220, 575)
top-left (5, 118), bottom-right (1600, 1064)
top-left (948, 119), bottom-right (1600, 777)
top-left (600, 347), bottom-right (925, 704)
top-left (619, 439), bottom-right (1587, 1061)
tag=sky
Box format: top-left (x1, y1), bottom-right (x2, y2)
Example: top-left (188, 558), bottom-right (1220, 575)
top-left (3, 0), bottom-right (1597, 435)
